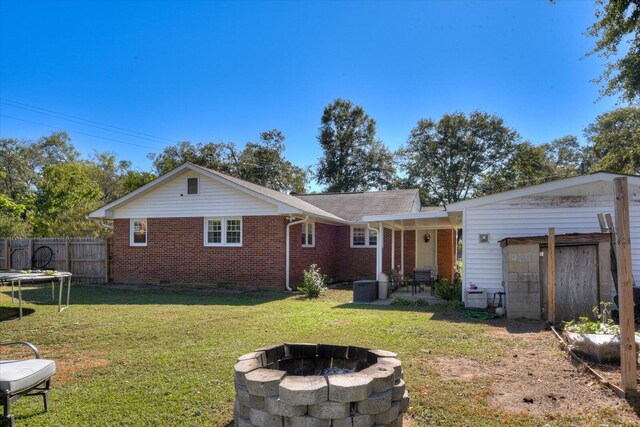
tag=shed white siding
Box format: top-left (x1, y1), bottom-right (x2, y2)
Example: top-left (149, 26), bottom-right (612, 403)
top-left (463, 181), bottom-right (640, 289)
top-left (113, 171), bottom-right (279, 218)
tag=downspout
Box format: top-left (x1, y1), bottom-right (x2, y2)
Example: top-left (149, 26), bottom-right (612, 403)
top-left (286, 216), bottom-right (309, 291)
top-left (368, 223), bottom-right (383, 280)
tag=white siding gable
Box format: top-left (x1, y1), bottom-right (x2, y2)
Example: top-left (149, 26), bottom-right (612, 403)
top-left (113, 170), bottom-right (279, 218)
top-left (464, 181), bottom-right (640, 289)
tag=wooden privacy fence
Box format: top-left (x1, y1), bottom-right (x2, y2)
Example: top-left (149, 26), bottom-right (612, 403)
top-left (0, 238), bottom-right (109, 284)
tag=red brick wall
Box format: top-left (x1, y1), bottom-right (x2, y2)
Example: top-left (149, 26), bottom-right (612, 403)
top-left (437, 229), bottom-right (455, 282)
top-left (403, 230), bottom-right (416, 276)
top-left (111, 216), bottom-right (288, 290)
top-left (289, 222), bottom-right (339, 285)
top-left (335, 226), bottom-right (376, 281)
top-left (393, 230), bottom-right (402, 272)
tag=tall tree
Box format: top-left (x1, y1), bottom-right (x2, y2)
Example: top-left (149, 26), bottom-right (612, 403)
top-left (398, 111), bottom-right (518, 205)
top-left (587, 0), bottom-right (640, 105)
top-left (585, 107), bottom-right (640, 173)
top-left (148, 141), bottom-right (230, 176)
top-left (316, 99), bottom-right (396, 192)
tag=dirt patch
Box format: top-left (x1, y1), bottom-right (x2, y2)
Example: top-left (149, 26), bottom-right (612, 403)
top-left (55, 351), bottom-right (111, 385)
top-left (430, 320), bottom-right (639, 424)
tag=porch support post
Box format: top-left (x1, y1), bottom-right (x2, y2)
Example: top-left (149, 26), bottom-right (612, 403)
top-left (378, 223), bottom-right (384, 279)
top-left (391, 226), bottom-right (395, 270)
top-left (401, 230), bottom-right (405, 275)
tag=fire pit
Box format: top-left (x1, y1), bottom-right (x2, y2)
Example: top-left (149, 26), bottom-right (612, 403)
top-left (233, 343), bottom-right (409, 427)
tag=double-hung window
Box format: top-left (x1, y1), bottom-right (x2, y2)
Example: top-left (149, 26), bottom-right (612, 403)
top-left (351, 226), bottom-right (377, 248)
top-left (205, 217), bottom-right (242, 246)
top-left (130, 219), bottom-right (147, 246)
top-left (301, 222), bottom-right (315, 247)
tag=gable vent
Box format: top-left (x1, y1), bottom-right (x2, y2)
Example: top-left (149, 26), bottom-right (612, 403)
top-left (187, 177), bottom-right (199, 195)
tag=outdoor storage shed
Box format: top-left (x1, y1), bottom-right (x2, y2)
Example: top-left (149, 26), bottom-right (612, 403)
top-left (500, 233), bottom-right (612, 321)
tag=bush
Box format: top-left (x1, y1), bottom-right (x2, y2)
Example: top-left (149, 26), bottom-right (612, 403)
top-left (434, 278), bottom-right (462, 301)
top-left (390, 296), bottom-right (429, 307)
top-left (296, 264), bottom-right (327, 298)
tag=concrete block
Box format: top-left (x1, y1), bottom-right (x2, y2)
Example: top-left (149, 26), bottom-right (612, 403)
top-left (308, 400), bottom-right (351, 419)
top-left (331, 417), bottom-right (353, 427)
top-left (236, 385), bottom-right (251, 407)
top-left (356, 390), bottom-right (392, 415)
top-left (352, 413), bottom-right (375, 427)
top-left (280, 375), bottom-right (328, 406)
top-left (517, 252), bottom-right (539, 263)
top-left (257, 344), bottom-right (286, 364)
top-left (400, 391), bottom-right (409, 412)
top-left (250, 394), bottom-right (266, 410)
top-left (285, 415), bottom-right (331, 427)
top-left (391, 379), bottom-right (405, 401)
top-left (245, 368), bottom-right (287, 397)
top-left (507, 252), bottom-right (518, 262)
top-left (237, 351), bottom-right (268, 366)
top-left (377, 358), bottom-right (402, 382)
top-left (360, 364), bottom-right (395, 393)
top-left (286, 343), bottom-right (318, 358)
top-left (508, 262), bottom-right (529, 273)
top-left (374, 401), bottom-right (399, 425)
top-left (250, 407), bottom-right (284, 427)
top-left (328, 373), bottom-right (374, 403)
top-left (265, 396), bottom-right (308, 417)
top-left (236, 416), bottom-right (253, 427)
top-left (368, 349), bottom-right (397, 360)
top-left (234, 358), bottom-right (262, 385)
top-left (234, 400), bottom-right (250, 419)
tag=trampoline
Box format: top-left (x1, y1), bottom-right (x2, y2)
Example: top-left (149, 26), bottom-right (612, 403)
top-left (0, 271), bottom-right (72, 320)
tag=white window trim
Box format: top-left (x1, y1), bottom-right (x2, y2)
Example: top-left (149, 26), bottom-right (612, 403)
top-left (186, 177), bottom-right (199, 196)
top-left (130, 218), bottom-right (148, 247)
top-left (204, 217), bottom-right (243, 247)
top-left (350, 225), bottom-right (377, 248)
top-left (302, 222), bottom-right (315, 248)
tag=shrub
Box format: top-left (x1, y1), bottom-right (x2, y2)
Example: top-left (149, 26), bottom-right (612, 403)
top-left (434, 278), bottom-right (462, 301)
top-left (296, 264), bottom-right (327, 298)
top-left (390, 296), bottom-right (429, 307)
top-left (563, 302), bottom-right (619, 334)
top-left (391, 296), bottom-right (412, 306)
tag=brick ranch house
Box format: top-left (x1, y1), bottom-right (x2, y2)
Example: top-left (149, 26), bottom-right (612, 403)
top-left (89, 163), bottom-right (457, 290)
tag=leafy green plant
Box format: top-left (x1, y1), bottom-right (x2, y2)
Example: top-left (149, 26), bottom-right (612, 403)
top-left (296, 264), bottom-right (327, 298)
top-left (563, 302), bottom-right (619, 335)
top-left (434, 278), bottom-right (462, 301)
top-left (390, 296), bottom-right (429, 307)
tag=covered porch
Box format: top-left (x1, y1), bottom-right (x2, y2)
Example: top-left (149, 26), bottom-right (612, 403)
top-left (362, 209), bottom-right (459, 290)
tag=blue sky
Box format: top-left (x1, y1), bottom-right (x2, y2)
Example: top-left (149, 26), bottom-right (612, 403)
top-left (0, 0), bottom-right (617, 188)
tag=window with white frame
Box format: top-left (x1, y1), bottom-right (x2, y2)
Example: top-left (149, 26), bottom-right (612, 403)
top-left (351, 226), bottom-right (377, 248)
top-left (205, 217), bottom-right (242, 246)
top-left (301, 222), bottom-right (315, 247)
top-left (130, 219), bottom-right (147, 246)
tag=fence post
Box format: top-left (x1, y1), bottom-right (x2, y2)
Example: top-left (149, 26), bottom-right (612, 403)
top-left (3, 240), bottom-right (8, 269)
top-left (548, 228), bottom-right (555, 323)
top-left (27, 239), bottom-right (33, 269)
top-left (65, 239), bottom-right (71, 272)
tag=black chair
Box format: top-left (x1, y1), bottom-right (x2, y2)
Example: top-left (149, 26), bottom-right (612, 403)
top-left (1, 341), bottom-right (56, 427)
top-left (413, 268), bottom-right (433, 296)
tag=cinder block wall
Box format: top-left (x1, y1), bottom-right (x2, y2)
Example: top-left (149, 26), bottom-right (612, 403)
top-left (502, 244), bottom-right (541, 319)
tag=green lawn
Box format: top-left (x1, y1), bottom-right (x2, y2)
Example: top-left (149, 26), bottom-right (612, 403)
top-left (0, 285), bottom-right (635, 426)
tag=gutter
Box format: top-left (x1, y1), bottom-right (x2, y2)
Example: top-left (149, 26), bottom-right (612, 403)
top-left (285, 215), bottom-right (308, 291)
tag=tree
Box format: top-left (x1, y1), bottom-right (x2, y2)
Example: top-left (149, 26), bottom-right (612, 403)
top-left (398, 111), bottom-right (519, 205)
top-left (34, 162), bottom-right (104, 237)
top-left (148, 130), bottom-right (308, 193)
top-left (230, 130), bottom-right (308, 193)
top-left (587, 0), bottom-right (640, 105)
top-left (89, 151), bottom-right (156, 203)
top-left (585, 107), bottom-right (640, 173)
top-left (316, 99), bottom-right (396, 192)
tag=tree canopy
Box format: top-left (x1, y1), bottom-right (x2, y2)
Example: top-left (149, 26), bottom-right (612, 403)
top-left (585, 106), bottom-right (640, 173)
top-left (316, 99), bottom-right (396, 192)
top-left (587, 0), bottom-right (640, 105)
top-left (398, 111), bottom-right (519, 205)
top-left (148, 130), bottom-right (308, 194)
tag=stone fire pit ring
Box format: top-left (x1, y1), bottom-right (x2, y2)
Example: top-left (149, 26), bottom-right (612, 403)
top-left (233, 343), bottom-right (409, 427)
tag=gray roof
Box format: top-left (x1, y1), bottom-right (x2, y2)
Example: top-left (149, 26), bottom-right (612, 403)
top-left (420, 206), bottom-right (445, 212)
top-left (294, 189), bottom-right (420, 222)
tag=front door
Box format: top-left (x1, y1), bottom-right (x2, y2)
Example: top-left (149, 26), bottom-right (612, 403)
top-left (416, 229), bottom-right (436, 269)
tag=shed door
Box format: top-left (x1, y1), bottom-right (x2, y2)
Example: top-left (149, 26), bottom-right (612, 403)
top-left (540, 245), bottom-right (599, 321)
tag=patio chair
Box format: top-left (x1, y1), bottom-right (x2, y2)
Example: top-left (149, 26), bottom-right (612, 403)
top-left (413, 268), bottom-right (433, 296)
top-left (1, 341), bottom-right (56, 427)
top-left (390, 269), bottom-right (409, 293)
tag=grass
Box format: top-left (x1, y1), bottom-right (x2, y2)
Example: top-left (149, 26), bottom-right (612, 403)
top-left (0, 285), bottom-right (633, 426)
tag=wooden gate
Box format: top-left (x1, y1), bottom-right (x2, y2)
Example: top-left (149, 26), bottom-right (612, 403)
top-left (540, 245), bottom-right (599, 321)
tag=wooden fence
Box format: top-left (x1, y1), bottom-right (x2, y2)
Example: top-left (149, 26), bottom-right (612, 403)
top-left (0, 238), bottom-right (109, 284)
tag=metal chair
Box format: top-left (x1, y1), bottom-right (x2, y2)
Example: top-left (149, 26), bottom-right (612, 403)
top-left (413, 268), bottom-right (433, 296)
top-left (1, 341), bottom-right (56, 427)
